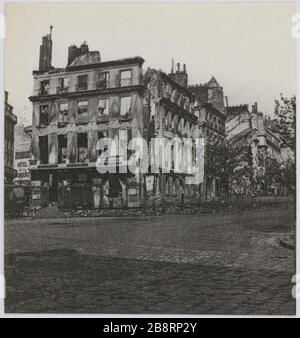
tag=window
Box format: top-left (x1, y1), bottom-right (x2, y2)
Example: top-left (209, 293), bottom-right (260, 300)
top-left (58, 134), bottom-right (68, 164)
top-left (57, 77), bottom-right (69, 93)
top-left (213, 117), bottom-right (217, 129)
top-left (76, 74), bottom-right (88, 91)
top-left (40, 80), bottom-right (50, 95)
top-left (58, 103), bottom-right (68, 126)
top-left (98, 99), bottom-right (109, 116)
top-left (97, 72), bottom-right (109, 89)
top-left (77, 133), bottom-right (88, 163)
top-left (77, 101), bottom-right (88, 124)
top-left (120, 70), bottom-right (132, 87)
top-left (39, 136), bottom-right (48, 164)
top-left (97, 131), bottom-right (108, 157)
top-left (39, 104), bottom-right (49, 127)
top-left (120, 96), bottom-right (132, 116)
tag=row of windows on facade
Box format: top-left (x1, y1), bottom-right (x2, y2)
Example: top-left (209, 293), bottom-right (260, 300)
top-left (195, 109), bottom-right (225, 133)
top-left (39, 70), bottom-right (132, 95)
top-left (37, 130), bottom-right (196, 166)
top-left (162, 112), bottom-right (224, 137)
top-left (206, 113), bottom-right (224, 131)
top-left (39, 96), bottom-right (132, 127)
top-left (169, 92), bottom-right (193, 113)
top-left (163, 113), bottom-right (193, 137)
top-left (38, 130), bottom-right (132, 165)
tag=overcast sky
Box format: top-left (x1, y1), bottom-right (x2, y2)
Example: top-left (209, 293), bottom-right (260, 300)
top-left (5, 2), bottom-right (296, 125)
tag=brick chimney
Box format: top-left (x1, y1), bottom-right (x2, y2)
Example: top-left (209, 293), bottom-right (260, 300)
top-left (168, 61), bottom-right (188, 88)
top-left (39, 26), bottom-right (53, 72)
top-left (67, 42), bottom-right (90, 65)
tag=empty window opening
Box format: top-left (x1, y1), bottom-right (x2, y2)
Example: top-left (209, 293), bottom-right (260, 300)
top-left (98, 99), bottom-right (109, 116)
top-left (97, 72), bottom-right (109, 89)
top-left (77, 133), bottom-right (88, 163)
top-left (77, 74), bottom-right (88, 91)
top-left (58, 103), bottom-right (68, 126)
top-left (39, 105), bottom-right (49, 127)
top-left (58, 134), bottom-right (68, 164)
top-left (40, 80), bottom-right (50, 95)
top-left (120, 96), bottom-right (132, 116)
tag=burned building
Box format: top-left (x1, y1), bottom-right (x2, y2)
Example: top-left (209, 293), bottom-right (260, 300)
top-left (143, 68), bottom-right (201, 205)
top-left (189, 77), bottom-right (226, 198)
top-left (29, 30), bottom-right (145, 209)
top-left (4, 91), bottom-right (17, 184)
top-left (189, 76), bottom-right (226, 141)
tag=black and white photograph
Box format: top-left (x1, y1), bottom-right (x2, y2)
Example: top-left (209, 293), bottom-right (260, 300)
top-left (1, 1), bottom-right (298, 318)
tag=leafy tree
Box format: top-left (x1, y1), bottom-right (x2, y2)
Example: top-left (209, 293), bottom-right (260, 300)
top-left (204, 135), bottom-right (254, 198)
top-left (273, 94), bottom-right (296, 149)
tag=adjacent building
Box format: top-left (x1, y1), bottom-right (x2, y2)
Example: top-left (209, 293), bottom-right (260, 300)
top-left (225, 102), bottom-right (291, 194)
top-left (189, 75), bottom-right (226, 198)
top-left (14, 124), bottom-right (32, 186)
top-left (143, 67), bottom-right (200, 204)
top-left (4, 91), bottom-right (17, 184)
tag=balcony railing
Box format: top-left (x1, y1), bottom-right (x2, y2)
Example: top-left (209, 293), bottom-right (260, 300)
top-left (57, 86), bottom-right (69, 94)
top-left (120, 111), bottom-right (133, 121)
top-left (76, 83), bottom-right (88, 91)
top-left (120, 78), bottom-right (132, 87)
top-left (38, 89), bottom-right (49, 96)
top-left (96, 80), bottom-right (108, 89)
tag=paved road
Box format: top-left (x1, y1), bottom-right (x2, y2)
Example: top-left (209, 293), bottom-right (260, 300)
top-left (5, 206), bottom-right (295, 314)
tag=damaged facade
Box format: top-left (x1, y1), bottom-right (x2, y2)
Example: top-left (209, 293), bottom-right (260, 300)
top-left (29, 30), bottom-right (227, 209)
top-left (189, 76), bottom-right (226, 198)
top-left (143, 67), bottom-right (200, 205)
top-left (29, 31), bottom-right (146, 209)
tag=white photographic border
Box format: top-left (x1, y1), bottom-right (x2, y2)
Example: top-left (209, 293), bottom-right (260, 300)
top-left (0, 0), bottom-right (298, 318)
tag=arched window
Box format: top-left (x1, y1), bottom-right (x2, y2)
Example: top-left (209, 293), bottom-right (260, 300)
top-left (184, 98), bottom-right (190, 111)
top-left (172, 115), bottom-right (179, 131)
top-left (167, 112), bottom-right (173, 129)
top-left (165, 84), bottom-right (172, 98)
top-left (184, 121), bottom-right (190, 137)
top-left (178, 118), bottom-right (185, 134)
top-left (171, 90), bottom-right (178, 103)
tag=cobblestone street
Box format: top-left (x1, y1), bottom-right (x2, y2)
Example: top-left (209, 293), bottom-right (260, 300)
top-left (5, 205), bottom-right (295, 314)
